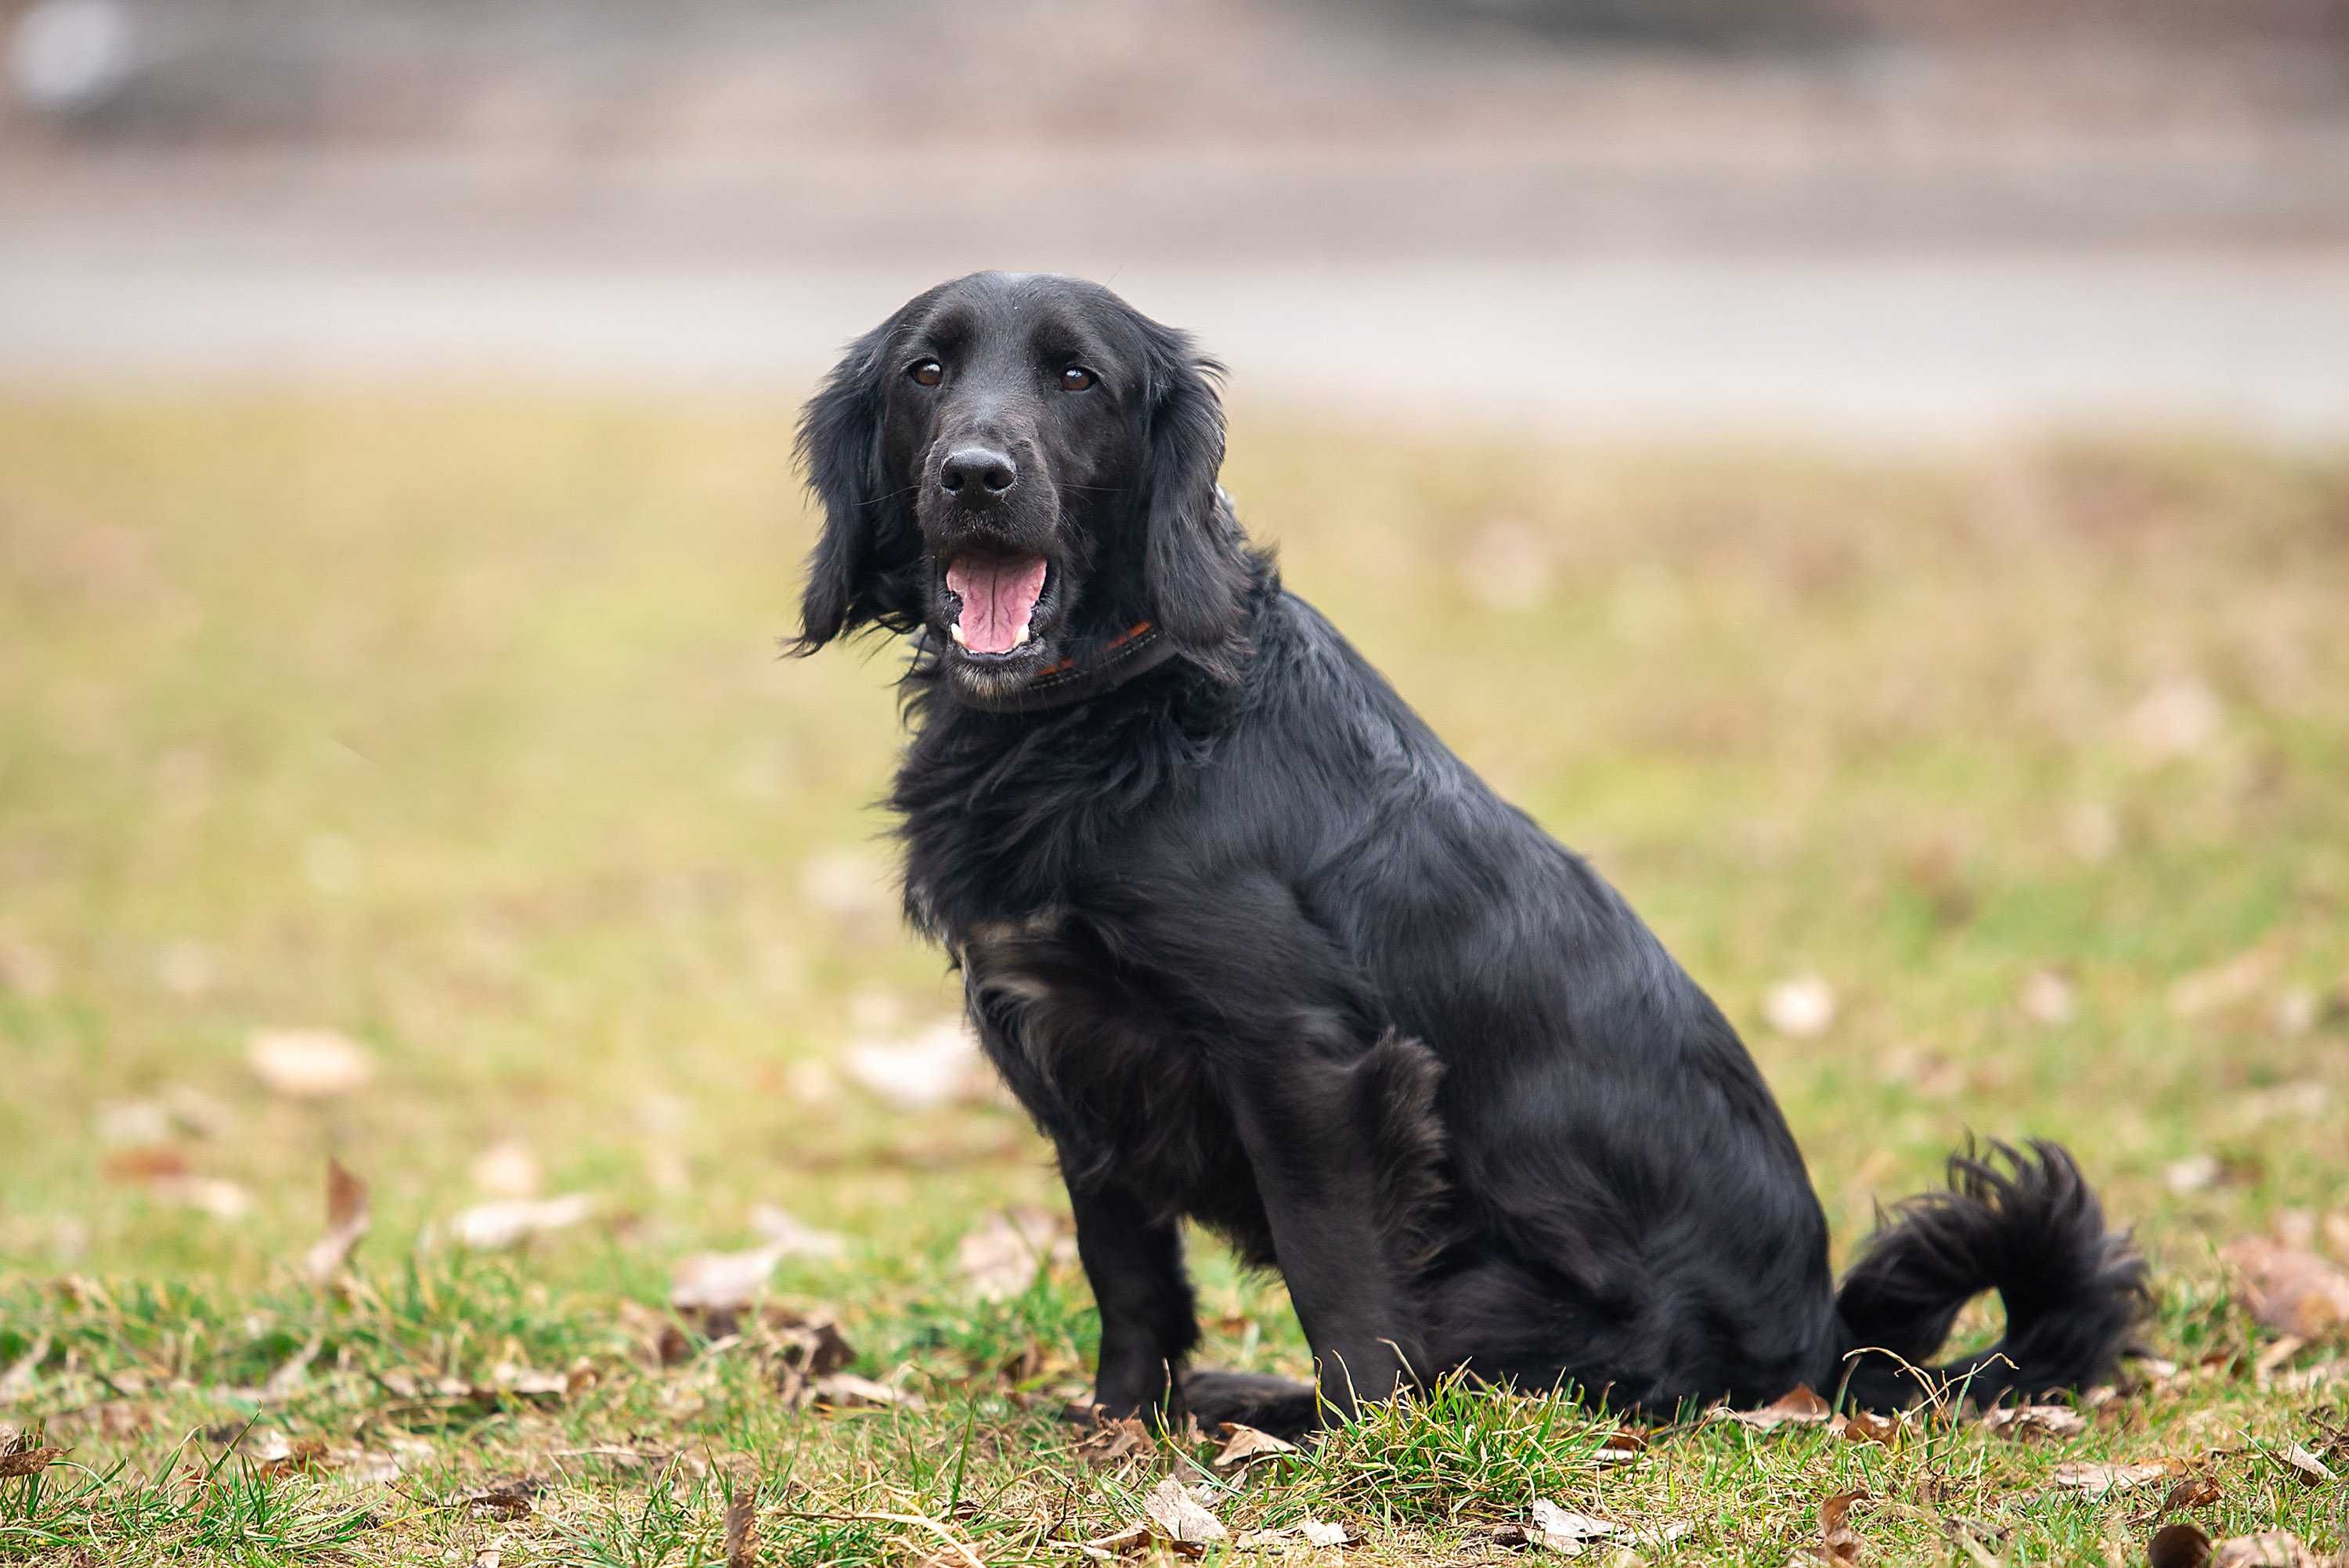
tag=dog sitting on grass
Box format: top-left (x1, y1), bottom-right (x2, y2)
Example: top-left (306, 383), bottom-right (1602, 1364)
top-left (792, 271), bottom-right (2147, 1436)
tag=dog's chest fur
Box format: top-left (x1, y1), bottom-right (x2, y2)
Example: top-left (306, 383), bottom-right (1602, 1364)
top-left (893, 705), bottom-right (1279, 1263)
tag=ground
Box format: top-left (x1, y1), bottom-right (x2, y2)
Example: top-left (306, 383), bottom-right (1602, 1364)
top-left (2, 395), bottom-right (2345, 1566)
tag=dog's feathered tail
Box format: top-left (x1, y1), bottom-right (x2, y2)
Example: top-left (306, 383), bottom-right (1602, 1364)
top-left (1831, 1140), bottom-right (2149, 1411)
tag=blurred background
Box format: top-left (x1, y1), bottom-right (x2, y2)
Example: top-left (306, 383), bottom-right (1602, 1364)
top-left (3, 0), bottom-right (2346, 1364)
top-left (5, 0), bottom-right (2349, 430)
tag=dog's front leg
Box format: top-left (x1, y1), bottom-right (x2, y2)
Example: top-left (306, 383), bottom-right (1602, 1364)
top-left (1063, 1174), bottom-right (1200, 1426)
top-left (1221, 1030), bottom-right (1442, 1421)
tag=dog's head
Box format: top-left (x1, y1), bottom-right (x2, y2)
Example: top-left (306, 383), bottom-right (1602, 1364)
top-left (792, 272), bottom-right (1251, 703)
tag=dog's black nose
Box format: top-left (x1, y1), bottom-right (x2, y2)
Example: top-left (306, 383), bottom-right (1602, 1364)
top-left (940, 446), bottom-right (1017, 503)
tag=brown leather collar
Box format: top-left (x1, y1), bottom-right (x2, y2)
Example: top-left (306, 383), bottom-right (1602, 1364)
top-left (917, 619), bottom-right (1183, 715)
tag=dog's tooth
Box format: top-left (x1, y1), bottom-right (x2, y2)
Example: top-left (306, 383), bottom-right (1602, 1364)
top-left (949, 622), bottom-right (968, 647)
top-left (1012, 618), bottom-right (1031, 647)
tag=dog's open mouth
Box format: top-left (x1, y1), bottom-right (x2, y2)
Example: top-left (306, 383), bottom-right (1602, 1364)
top-left (944, 552), bottom-right (1052, 657)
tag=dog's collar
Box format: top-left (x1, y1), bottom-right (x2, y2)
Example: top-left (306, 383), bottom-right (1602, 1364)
top-left (918, 619), bottom-right (1182, 715)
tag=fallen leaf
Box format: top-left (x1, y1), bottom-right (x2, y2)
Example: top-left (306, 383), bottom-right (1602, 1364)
top-left (1981, 1404), bottom-right (2087, 1439)
top-left (94, 1100), bottom-right (174, 1147)
top-left (2156, 1476), bottom-right (2225, 1516)
top-left (1214, 1423), bottom-right (1300, 1468)
top-left (469, 1141), bottom-right (541, 1199)
top-left (246, 1028), bottom-right (374, 1100)
top-left (2052, 1460), bottom-right (2181, 1496)
top-left (811, 1372), bottom-right (922, 1409)
top-left (1597, 1428), bottom-right (1649, 1461)
top-left (725, 1485), bottom-right (759, 1568)
top-left (1762, 976), bottom-right (1837, 1039)
top-left (2222, 1238), bottom-right (2349, 1339)
top-left (452, 1479), bottom-right (539, 1519)
top-left (1080, 1525), bottom-right (1153, 1559)
top-left (2255, 1336), bottom-right (2310, 1386)
top-left (1820, 1489), bottom-right (1867, 1566)
top-left (749, 1204), bottom-right (847, 1259)
top-left (153, 1175), bottom-right (254, 1220)
top-left (0, 1444), bottom-right (66, 1479)
top-left (844, 1018), bottom-right (992, 1111)
top-left (2167, 1156), bottom-right (2224, 1195)
top-left (2170, 948), bottom-right (2278, 1020)
top-left (447, 1193), bottom-right (596, 1251)
top-left (2019, 969), bottom-right (2077, 1026)
top-left (1713, 1385), bottom-right (1834, 1430)
top-left (1142, 1476), bottom-right (1229, 1548)
top-left (1074, 1414), bottom-right (1156, 1467)
top-left (2211, 1533), bottom-right (2336, 1568)
top-left (2277, 1444), bottom-right (2335, 1487)
top-left (1239, 1520), bottom-right (1352, 1550)
top-left (799, 849), bottom-right (891, 923)
top-left (1532, 1501), bottom-right (1624, 1551)
top-left (303, 1159), bottom-right (370, 1284)
top-left (2127, 676), bottom-right (2224, 764)
top-left (1837, 1409), bottom-right (1902, 1447)
top-left (956, 1209), bottom-right (1075, 1301)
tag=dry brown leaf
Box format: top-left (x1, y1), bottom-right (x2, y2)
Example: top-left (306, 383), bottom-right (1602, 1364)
top-left (0, 1444), bottom-right (66, 1479)
top-left (447, 1193), bottom-right (596, 1251)
top-left (749, 1205), bottom-right (847, 1260)
top-left (1837, 1409), bottom-right (1902, 1447)
top-left (2019, 969), bottom-right (2077, 1026)
top-left (1239, 1520), bottom-right (1352, 1550)
top-left (1762, 976), bottom-right (1837, 1039)
top-left (1819, 1490), bottom-right (1867, 1567)
top-left (1597, 1427), bottom-right (1650, 1462)
top-left (811, 1372), bottom-right (922, 1409)
top-left (1533, 1501), bottom-right (1624, 1552)
top-left (2051, 1459), bottom-right (2182, 1496)
top-left (1213, 1423), bottom-right (1301, 1468)
top-left (2223, 1238), bottom-right (2349, 1340)
top-left (1981, 1404), bottom-right (2087, 1439)
top-left (843, 1018), bottom-right (991, 1112)
top-left (724, 1486), bottom-right (760, 1568)
top-left (303, 1159), bottom-right (370, 1285)
top-left (469, 1141), bottom-right (542, 1199)
top-left (1714, 1384), bottom-right (1834, 1430)
top-left (669, 1245), bottom-right (792, 1314)
top-left (1079, 1525), bottom-right (1153, 1560)
top-left (1143, 1476), bottom-right (1229, 1549)
top-left (1073, 1414), bottom-right (1156, 1467)
top-left (452, 1479), bottom-right (539, 1519)
top-left (246, 1029), bottom-right (375, 1100)
top-left (2211, 1533), bottom-right (2341, 1568)
top-left (2127, 678), bottom-right (2224, 764)
top-left (956, 1209), bottom-right (1075, 1301)
top-left (2277, 1444), bottom-right (2336, 1487)
top-left (2156, 1476), bottom-right (2225, 1516)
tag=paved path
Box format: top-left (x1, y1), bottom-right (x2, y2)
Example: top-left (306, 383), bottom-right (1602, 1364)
top-left (9, 251), bottom-right (2348, 439)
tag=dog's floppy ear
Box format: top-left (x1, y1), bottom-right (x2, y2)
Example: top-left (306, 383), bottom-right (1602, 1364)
top-left (792, 322), bottom-right (925, 652)
top-left (1138, 324), bottom-right (1253, 677)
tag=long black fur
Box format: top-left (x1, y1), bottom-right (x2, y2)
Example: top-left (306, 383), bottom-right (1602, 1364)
top-left (793, 272), bottom-right (2149, 1436)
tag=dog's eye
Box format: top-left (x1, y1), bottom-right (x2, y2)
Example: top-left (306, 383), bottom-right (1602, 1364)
top-left (1059, 366), bottom-right (1096, 391)
top-left (909, 359), bottom-right (943, 387)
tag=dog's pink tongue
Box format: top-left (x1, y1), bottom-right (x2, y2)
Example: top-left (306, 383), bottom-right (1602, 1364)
top-left (946, 554), bottom-right (1048, 654)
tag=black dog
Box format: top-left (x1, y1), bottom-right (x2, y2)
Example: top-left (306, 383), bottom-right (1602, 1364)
top-left (793, 272), bottom-right (2146, 1436)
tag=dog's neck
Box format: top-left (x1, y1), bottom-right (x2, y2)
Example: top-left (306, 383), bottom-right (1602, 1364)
top-left (916, 618), bottom-right (1184, 715)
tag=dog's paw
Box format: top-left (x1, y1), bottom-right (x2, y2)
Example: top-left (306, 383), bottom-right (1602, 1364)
top-left (1178, 1368), bottom-right (1322, 1441)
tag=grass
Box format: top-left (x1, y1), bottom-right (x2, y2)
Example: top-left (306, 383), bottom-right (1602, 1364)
top-left (2, 391), bottom-right (2346, 1566)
